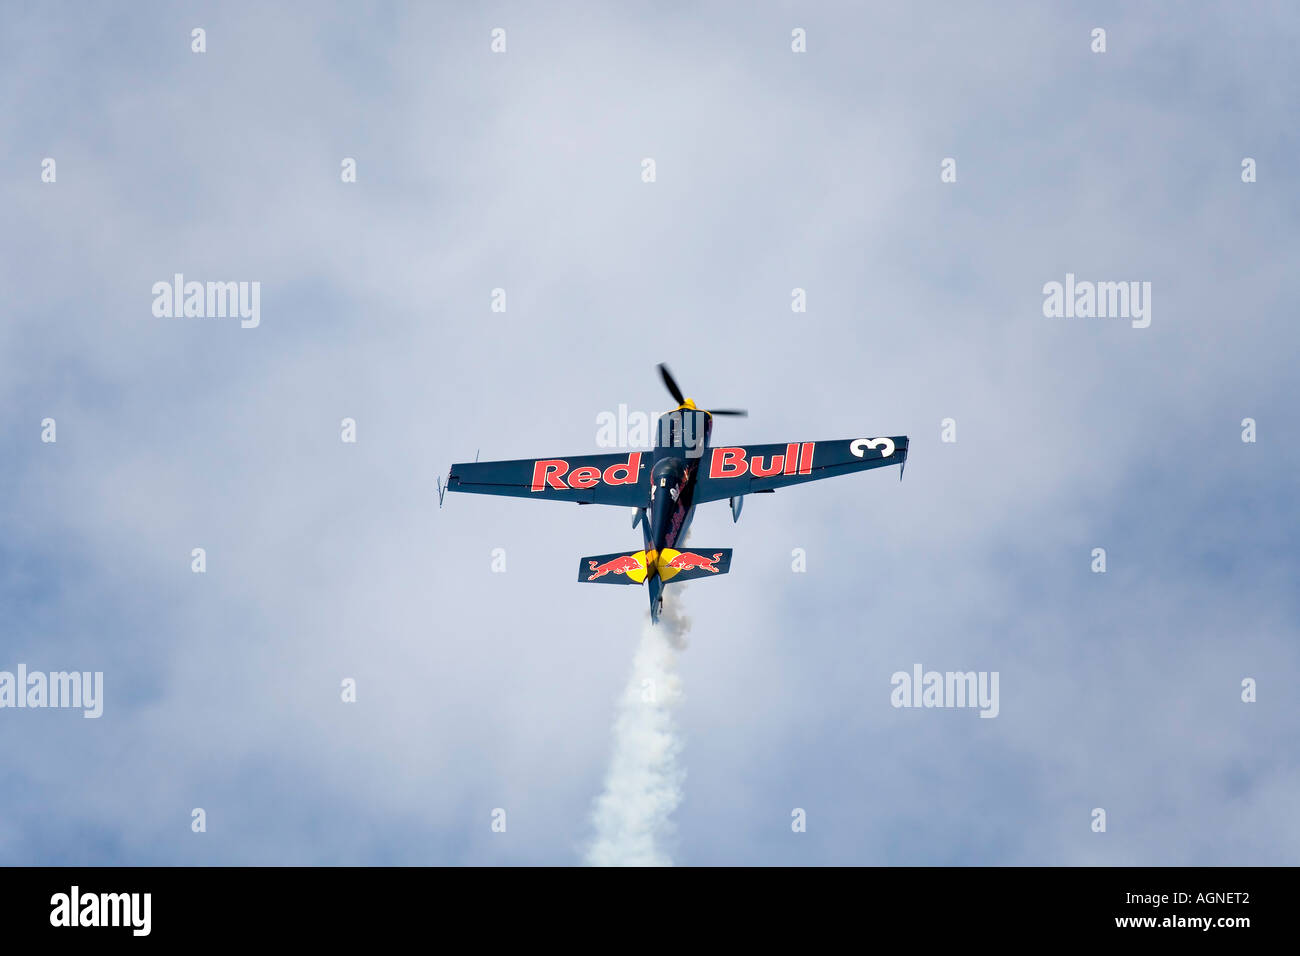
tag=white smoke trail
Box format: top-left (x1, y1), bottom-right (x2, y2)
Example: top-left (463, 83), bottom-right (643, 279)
top-left (586, 590), bottom-right (690, 866)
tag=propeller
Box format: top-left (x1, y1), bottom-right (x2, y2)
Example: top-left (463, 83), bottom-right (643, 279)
top-left (657, 363), bottom-right (685, 405)
top-left (656, 363), bottom-right (748, 417)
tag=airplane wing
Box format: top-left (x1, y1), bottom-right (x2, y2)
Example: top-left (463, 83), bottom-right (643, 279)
top-left (443, 451), bottom-right (649, 506)
top-left (692, 436), bottom-right (907, 503)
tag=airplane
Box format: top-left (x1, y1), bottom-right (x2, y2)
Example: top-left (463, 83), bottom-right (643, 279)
top-left (437, 364), bottom-right (908, 623)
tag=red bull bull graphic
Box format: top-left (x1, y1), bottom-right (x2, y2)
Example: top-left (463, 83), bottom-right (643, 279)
top-left (587, 554), bottom-right (642, 580)
top-left (584, 550), bottom-right (650, 583)
top-left (666, 551), bottom-right (723, 572)
top-left (655, 548), bottom-right (730, 581)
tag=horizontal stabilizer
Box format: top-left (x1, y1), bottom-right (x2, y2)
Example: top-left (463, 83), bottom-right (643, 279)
top-left (579, 550), bottom-right (649, 585)
top-left (658, 548), bottom-right (732, 582)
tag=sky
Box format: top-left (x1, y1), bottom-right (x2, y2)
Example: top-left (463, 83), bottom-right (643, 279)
top-left (1, 1), bottom-right (1297, 865)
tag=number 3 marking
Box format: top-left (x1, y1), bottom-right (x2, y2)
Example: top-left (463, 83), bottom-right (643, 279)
top-left (850, 437), bottom-right (895, 459)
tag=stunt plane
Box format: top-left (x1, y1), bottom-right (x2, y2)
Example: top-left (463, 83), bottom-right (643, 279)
top-left (438, 365), bottom-right (908, 622)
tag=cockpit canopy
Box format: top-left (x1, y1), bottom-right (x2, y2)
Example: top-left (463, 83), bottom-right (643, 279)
top-left (652, 457), bottom-right (686, 488)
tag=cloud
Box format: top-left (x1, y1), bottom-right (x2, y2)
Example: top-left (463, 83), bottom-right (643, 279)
top-left (0, 2), bottom-right (1296, 865)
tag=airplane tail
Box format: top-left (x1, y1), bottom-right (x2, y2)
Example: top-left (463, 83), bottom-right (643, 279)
top-left (576, 548), bottom-right (733, 586)
top-left (579, 547), bottom-right (732, 624)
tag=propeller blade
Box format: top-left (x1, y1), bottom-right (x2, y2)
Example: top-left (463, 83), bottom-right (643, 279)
top-left (657, 363), bottom-right (686, 405)
top-left (709, 408), bottom-right (748, 417)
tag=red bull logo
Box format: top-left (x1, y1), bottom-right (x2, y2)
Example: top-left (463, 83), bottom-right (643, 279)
top-left (665, 551), bottom-right (723, 573)
top-left (708, 443), bottom-right (814, 479)
top-left (587, 553), bottom-right (645, 581)
top-left (532, 452), bottom-right (643, 492)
